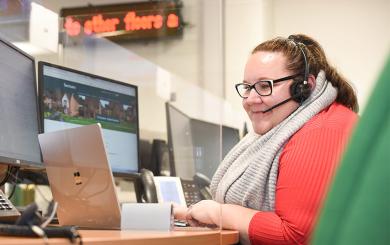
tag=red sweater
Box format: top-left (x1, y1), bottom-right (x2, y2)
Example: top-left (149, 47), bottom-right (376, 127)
top-left (248, 103), bottom-right (357, 245)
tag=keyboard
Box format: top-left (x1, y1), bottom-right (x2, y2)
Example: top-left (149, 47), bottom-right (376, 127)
top-left (0, 190), bottom-right (20, 223)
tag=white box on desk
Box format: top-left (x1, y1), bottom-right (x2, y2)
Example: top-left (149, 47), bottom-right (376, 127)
top-left (121, 203), bottom-right (173, 231)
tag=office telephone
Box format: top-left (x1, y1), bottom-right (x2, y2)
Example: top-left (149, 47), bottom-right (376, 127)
top-left (0, 189), bottom-right (20, 223)
top-left (139, 169), bottom-right (211, 206)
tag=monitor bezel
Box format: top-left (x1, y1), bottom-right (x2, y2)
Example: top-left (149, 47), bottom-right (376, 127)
top-left (0, 37), bottom-right (43, 170)
top-left (37, 61), bottom-right (140, 176)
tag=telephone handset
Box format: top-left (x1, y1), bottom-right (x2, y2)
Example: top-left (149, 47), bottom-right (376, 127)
top-left (139, 169), bottom-right (158, 203)
top-left (139, 168), bottom-right (212, 206)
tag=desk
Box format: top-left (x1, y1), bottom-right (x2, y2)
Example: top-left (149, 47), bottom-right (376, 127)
top-left (0, 228), bottom-right (239, 245)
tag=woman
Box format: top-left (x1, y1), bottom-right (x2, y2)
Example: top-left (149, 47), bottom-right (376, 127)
top-left (175, 34), bottom-right (358, 245)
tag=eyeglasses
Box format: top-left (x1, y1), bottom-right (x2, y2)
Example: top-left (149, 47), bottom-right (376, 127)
top-left (235, 74), bottom-right (300, 98)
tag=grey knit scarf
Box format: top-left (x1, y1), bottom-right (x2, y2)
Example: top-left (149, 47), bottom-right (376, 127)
top-left (211, 71), bottom-right (337, 211)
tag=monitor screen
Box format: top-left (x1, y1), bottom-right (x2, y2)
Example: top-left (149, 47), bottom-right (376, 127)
top-left (0, 38), bottom-right (42, 168)
top-left (222, 125), bottom-right (240, 158)
top-left (165, 103), bottom-right (195, 180)
top-left (190, 119), bottom-right (221, 180)
top-left (165, 103), bottom-right (240, 180)
top-left (190, 120), bottom-right (240, 180)
top-left (38, 62), bottom-right (139, 175)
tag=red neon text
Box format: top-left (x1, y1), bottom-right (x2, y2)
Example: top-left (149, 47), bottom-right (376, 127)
top-left (63, 12), bottom-right (180, 37)
top-left (64, 17), bottom-right (81, 36)
top-left (167, 14), bottom-right (179, 28)
top-left (84, 14), bottom-right (120, 35)
top-left (124, 11), bottom-right (163, 31)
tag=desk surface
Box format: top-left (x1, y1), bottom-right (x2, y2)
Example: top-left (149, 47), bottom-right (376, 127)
top-left (0, 228), bottom-right (239, 245)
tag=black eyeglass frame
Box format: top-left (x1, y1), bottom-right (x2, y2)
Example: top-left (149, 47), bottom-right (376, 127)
top-left (235, 74), bottom-right (301, 98)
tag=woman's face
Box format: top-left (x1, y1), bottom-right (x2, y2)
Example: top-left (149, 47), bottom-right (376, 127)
top-left (243, 51), bottom-right (299, 135)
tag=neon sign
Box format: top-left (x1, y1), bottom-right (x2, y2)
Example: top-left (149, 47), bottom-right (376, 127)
top-left (60, 1), bottom-right (183, 41)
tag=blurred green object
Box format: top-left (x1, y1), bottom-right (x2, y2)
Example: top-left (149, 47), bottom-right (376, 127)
top-left (312, 54), bottom-right (390, 245)
top-left (9, 184), bottom-right (35, 206)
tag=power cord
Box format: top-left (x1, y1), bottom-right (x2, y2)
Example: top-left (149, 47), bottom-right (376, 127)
top-left (6, 167), bottom-right (20, 199)
top-left (5, 168), bottom-right (55, 224)
top-left (0, 202), bottom-right (83, 244)
top-left (0, 166), bottom-right (9, 186)
top-left (30, 225), bottom-right (49, 245)
top-left (40, 201), bottom-right (58, 228)
top-left (1, 168), bottom-right (83, 244)
top-left (0, 224), bottom-right (83, 244)
top-left (0, 166), bottom-right (19, 187)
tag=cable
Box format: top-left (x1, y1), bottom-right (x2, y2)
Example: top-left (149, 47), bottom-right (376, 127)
top-left (0, 224), bottom-right (83, 244)
top-left (0, 168), bottom-right (83, 244)
top-left (6, 169), bottom-right (57, 225)
top-left (7, 167), bottom-right (20, 199)
top-left (0, 166), bottom-right (12, 186)
top-left (5, 167), bottom-right (54, 219)
top-left (30, 225), bottom-right (49, 245)
top-left (7, 182), bottom-right (17, 199)
top-left (40, 201), bottom-right (58, 228)
top-left (4, 167), bottom-right (51, 203)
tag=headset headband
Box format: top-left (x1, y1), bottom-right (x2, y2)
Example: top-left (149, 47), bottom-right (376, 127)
top-left (287, 37), bottom-right (309, 85)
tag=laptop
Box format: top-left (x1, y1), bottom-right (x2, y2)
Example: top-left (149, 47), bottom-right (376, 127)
top-left (38, 124), bottom-right (121, 229)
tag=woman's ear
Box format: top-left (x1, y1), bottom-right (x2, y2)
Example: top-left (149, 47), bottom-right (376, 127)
top-left (307, 74), bottom-right (316, 90)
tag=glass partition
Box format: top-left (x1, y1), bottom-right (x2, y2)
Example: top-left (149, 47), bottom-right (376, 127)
top-left (0, 0), bottom-right (250, 237)
top-left (59, 0), bottom-right (242, 234)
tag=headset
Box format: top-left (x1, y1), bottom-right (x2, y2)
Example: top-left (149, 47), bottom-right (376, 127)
top-left (288, 36), bottom-right (311, 103)
top-left (261, 36), bottom-right (312, 113)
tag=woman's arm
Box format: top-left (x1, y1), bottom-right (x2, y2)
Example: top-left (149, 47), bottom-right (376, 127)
top-left (183, 127), bottom-right (353, 245)
top-left (185, 200), bottom-right (259, 244)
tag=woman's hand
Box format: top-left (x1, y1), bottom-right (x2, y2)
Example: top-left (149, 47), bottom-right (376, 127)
top-left (172, 203), bottom-right (188, 221)
top-left (186, 200), bottom-right (221, 226)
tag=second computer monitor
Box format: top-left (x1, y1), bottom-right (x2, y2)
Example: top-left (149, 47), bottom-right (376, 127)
top-left (38, 62), bottom-right (139, 175)
top-left (165, 103), bottom-right (195, 180)
top-left (190, 119), bottom-right (240, 180)
top-left (166, 103), bottom-right (240, 180)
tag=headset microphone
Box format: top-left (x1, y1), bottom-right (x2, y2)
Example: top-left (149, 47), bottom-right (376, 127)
top-left (261, 97), bottom-right (293, 113)
top-left (261, 88), bottom-right (305, 113)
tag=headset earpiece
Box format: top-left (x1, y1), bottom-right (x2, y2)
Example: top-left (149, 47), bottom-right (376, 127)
top-left (288, 36), bottom-right (311, 104)
top-left (290, 80), bottom-right (311, 103)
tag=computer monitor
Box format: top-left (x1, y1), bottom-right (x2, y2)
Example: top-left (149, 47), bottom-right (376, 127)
top-left (165, 103), bottom-right (195, 180)
top-left (38, 62), bottom-right (139, 176)
top-left (222, 125), bottom-right (240, 158)
top-left (190, 119), bottom-right (221, 180)
top-left (165, 103), bottom-right (240, 180)
top-left (0, 37), bottom-right (43, 170)
top-left (190, 119), bottom-right (240, 180)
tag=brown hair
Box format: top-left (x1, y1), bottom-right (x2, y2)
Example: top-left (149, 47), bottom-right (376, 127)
top-left (252, 34), bottom-right (359, 112)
